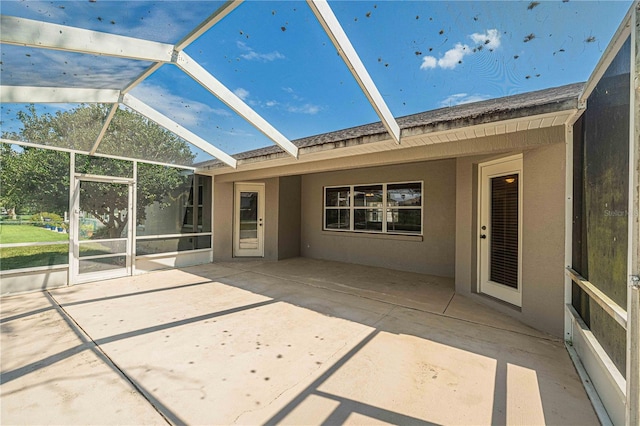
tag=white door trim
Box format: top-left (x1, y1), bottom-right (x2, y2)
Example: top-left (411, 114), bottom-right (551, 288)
top-left (233, 183), bottom-right (265, 257)
top-left (478, 154), bottom-right (523, 306)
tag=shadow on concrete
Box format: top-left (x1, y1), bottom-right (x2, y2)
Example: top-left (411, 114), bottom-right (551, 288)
top-left (1, 259), bottom-right (597, 425)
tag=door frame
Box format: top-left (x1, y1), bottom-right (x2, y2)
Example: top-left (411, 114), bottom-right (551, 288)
top-left (233, 182), bottom-right (265, 257)
top-left (477, 154), bottom-right (523, 306)
top-left (69, 173), bottom-right (134, 284)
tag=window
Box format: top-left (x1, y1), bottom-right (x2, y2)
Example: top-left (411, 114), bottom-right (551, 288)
top-left (324, 182), bottom-right (422, 235)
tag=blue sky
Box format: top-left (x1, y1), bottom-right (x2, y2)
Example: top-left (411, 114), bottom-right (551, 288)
top-left (0, 0), bottom-right (634, 162)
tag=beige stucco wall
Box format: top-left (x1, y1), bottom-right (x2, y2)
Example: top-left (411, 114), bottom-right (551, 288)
top-left (278, 176), bottom-right (301, 260)
top-left (455, 143), bottom-right (567, 337)
top-left (212, 127), bottom-right (567, 337)
top-left (300, 159), bottom-right (457, 277)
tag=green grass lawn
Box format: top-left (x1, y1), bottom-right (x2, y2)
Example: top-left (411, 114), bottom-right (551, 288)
top-left (0, 244), bottom-right (69, 270)
top-left (0, 224), bottom-right (69, 244)
top-left (0, 226), bottom-right (118, 271)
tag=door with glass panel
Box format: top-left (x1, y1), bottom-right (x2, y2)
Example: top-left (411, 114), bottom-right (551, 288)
top-left (234, 183), bottom-right (264, 257)
top-left (73, 178), bottom-right (133, 283)
top-left (479, 155), bottom-right (522, 306)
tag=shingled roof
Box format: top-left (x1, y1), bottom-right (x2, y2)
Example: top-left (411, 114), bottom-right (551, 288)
top-left (197, 82), bottom-right (584, 169)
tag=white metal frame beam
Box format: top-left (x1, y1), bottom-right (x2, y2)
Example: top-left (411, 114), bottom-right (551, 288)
top-left (0, 86), bottom-right (120, 103)
top-left (626, 4), bottom-right (639, 425)
top-left (175, 0), bottom-right (243, 51)
top-left (307, 0), bottom-right (400, 144)
top-left (90, 103), bottom-right (119, 155)
top-left (122, 94), bottom-right (237, 168)
top-left (0, 16), bottom-right (174, 62)
top-left (1, 1), bottom-right (301, 164)
top-left (174, 51), bottom-right (299, 158)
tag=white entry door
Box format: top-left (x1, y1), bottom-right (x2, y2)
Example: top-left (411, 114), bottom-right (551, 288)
top-left (478, 155), bottom-right (523, 306)
top-left (234, 183), bottom-right (265, 257)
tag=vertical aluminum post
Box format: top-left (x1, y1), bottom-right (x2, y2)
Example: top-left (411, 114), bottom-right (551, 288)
top-left (626, 3), bottom-right (640, 425)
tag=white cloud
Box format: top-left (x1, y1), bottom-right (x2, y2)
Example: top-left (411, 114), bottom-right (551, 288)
top-left (130, 82), bottom-right (231, 127)
top-left (287, 104), bottom-right (321, 115)
top-left (470, 29), bottom-right (501, 50)
top-left (420, 56), bottom-right (437, 70)
top-left (265, 100), bottom-right (278, 107)
top-left (439, 93), bottom-right (490, 107)
top-left (234, 88), bottom-right (250, 100)
top-left (237, 41), bottom-right (285, 62)
top-left (438, 43), bottom-right (470, 69)
top-left (421, 28), bottom-right (501, 71)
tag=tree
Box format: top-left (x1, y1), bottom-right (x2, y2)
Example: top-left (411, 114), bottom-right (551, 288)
top-left (1, 104), bottom-right (196, 237)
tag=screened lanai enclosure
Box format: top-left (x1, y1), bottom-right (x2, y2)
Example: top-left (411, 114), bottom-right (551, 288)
top-left (1, 1), bottom-right (639, 424)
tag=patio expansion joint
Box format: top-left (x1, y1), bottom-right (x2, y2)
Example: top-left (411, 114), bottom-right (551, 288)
top-left (44, 290), bottom-right (173, 426)
top-left (224, 265), bottom-right (560, 343)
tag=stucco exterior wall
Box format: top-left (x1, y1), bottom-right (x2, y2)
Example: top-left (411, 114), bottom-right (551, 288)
top-left (300, 159), bottom-right (457, 277)
top-left (278, 176), bottom-right (301, 260)
top-left (455, 143), bottom-right (566, 337)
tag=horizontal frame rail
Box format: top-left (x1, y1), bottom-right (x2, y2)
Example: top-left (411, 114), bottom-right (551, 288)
top-left (136, 232), bottom-right (212, 241)
top-left (0, 240), bottom-right (68, 249)
top-left (566, 267), bottom-right (628, 330)
top-left (79, 253), bottom-right (126, 261)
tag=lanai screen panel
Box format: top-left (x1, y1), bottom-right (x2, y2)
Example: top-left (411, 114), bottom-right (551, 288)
top-left (572, 37), bottom-right (631, 376)
top-left (94, 105), bottom-right (214, 166)
top-left (0, 45), bottom-right (152, 89)
top-left (183, 1), bottom-right (379, 150)
top-left (0, 1), bottom-right (218, 44)
top-left (1, 103), bottom-right (105, 152)
top-left (128, 65), bottom-right (275, 158)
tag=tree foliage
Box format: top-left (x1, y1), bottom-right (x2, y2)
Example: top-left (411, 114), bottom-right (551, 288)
top-left (1, 104), bottom-right (196, 238)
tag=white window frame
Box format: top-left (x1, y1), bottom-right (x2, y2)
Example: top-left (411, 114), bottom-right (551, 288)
top-left (323, 181), bottom-right (423, 236)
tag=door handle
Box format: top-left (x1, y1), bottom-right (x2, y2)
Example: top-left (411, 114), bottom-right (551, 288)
top-left (480, 234), bottom-right (487, 239)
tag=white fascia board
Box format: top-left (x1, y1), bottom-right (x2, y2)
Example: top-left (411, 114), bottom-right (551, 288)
top-left (307, 0), bottom-right (400, 144)
top-left (0, 86), bottom-right (120, 103)
top-left (122, 93), bottom-right (237, 168)
top-left (174, 51), bottom-right (299, 158)
top-left (174, 0), bottom-right (243, 51)
top-left (0, 15), bottom-right (174, 62)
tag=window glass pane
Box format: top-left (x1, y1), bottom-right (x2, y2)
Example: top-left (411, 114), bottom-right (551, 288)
top-left (354, 209), bottom-right (383, 231)
top-left (325, 187), bottom-right (350, 207)
top-left (0, 144), bottom-right (70, 270)
top-left (137, 166), bottom-right (212, 235)
top-left (388, 183), bottom-right (422, 206)
top-left (354, 185), bottom-right (383, 207)
top-left (76, 155), bottom-right (133, 178)
top-left (387, 209), bottom-right (422, 234)
top-left (196, 176), bottom-right (213, 232)
top-left (325, 209), bottom-right (350, 230)
top-left (136, 236), bottom-right (211, 255)
top-left (490, 174), bottom-right (519, 289)
top-left (239, 191), bottom-right (259, 249)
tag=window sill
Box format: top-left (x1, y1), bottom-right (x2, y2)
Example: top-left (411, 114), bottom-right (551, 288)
top-left (321, 230), bottom-right (423, 242)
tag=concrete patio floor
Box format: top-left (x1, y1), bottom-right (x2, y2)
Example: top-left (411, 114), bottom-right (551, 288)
top-left (1, 258), bottom-right (598, 425)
